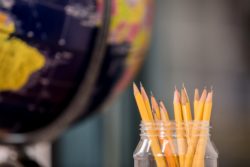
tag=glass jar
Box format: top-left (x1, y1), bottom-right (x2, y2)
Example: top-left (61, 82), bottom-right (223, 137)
top-left (133, 121), bottom-right (218, 167)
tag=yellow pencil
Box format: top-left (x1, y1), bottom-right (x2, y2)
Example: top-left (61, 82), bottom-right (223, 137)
top-left (174, 88), bottom-right (183, 122)
top-left (151, 95), bottom-right (161, 120)
top-left (194, 89), bottom-right (199, 120)
top-left (185, 88), bottom-right (207, 167)
top-left (181, 88), bottom-right (192, 126)
top-left (153, 102), bottom-right (176, 166)
top-left (174, 88), bottom-right (186, 167)
top-left (141, 84), bottom-right (175, 167)
top-left (133, 83), bottom-right (167, 167)
top-left (181, 89), bottom-right (192, 153)
top-left (182, 84), bottom-right (192, 121)
top-left (160, 101), bottom-right (170, 121)
top-left (195, 88), bottom-right (207, 121)
top-left (140, 83), bottom-right (154, 121)
top-left (192, 92), bottom-right (213, 167)
top-left (203, 91), bottom-right (213, 121)
top-left (133, 83), bottom-right (149, 121)
top-left (152, 110), bottom-right (159, 121)
top-left (160, 102), bottom-right (180, 167)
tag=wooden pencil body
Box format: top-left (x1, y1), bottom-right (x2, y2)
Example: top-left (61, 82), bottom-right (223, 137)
top-left (174, 103), bottom-right (187, 167)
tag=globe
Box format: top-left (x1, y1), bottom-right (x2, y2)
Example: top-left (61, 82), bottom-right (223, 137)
top-left (0, 0), bottom-right (153, 144)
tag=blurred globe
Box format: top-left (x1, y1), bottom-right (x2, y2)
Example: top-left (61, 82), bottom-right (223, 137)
top-left (0, 0), bottom-right (152, 142)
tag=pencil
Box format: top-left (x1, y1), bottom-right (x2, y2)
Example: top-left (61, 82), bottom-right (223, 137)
top-left (133, 83), bottom-right (149, 121)
top-left (203, 91), bottom-right (213, 121)
top-left (140, 83), bottom-right (154, 121)
top-left (151, 95), bottom-right (161, 120)
top-left (174, 88), bottom-right (186, 167)
top-left (160, 102), bottom-right (179, 167)
top-left (192, 92), bottom-right (213, 167)
top-left (174, 88), bottom-right (183, 122)
top-left (195, 88), bottom-right (207, 121)
top-left (160, 101), bottom-right (170, 121)
top-left (140, 84), bottom-right (175, 167)
top-left (194, 89), bottom-right (199, 119)
top-left (133, 83), bottom-right (167, 167)
top-left (184, 88), bottom-right (207, 167)
top-left (182, 84), bottom-right (192, 121)
top-left (181, 89), bottom-right (192, 135)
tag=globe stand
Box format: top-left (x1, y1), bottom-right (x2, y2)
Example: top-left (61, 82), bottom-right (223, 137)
top-left (0, 143), bottom-right (51, 167)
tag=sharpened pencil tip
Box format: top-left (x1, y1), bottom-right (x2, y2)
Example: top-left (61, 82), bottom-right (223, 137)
top-left (140, 84), bottom-right (150, 101)
top-left (133, 82), bottom-right (139, 94)
top-left (194, 88), bottom-right (200, 101)
top-left (174, 89), bottom-right (180, 103)
top-left (182, 84), bottom-right (190, 102)
top-left (200, 88), bottom-right (208, 101)
top-left (160, 101), bottom-right (169, 112)
top-left (181, 89), bottom-right (187, 104)
top-left (206, 92), bottom-right (213, 102)
top-left (140, 81), bottom-right (143, 88)
top-left (182, 83), bottom-right (185, 88)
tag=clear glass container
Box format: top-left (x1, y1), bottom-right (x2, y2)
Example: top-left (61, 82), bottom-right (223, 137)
top-left (133, 121), bottom-right (218, 167)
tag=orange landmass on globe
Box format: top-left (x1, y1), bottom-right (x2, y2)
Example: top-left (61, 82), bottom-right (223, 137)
top-left (0, 11), bottom-right (45, 91)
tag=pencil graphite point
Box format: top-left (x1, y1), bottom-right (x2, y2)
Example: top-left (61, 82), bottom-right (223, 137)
top-left (159, 100), bottom-right (163, 106)
top-left (182, 83), bottom-right (185, 88)
top-left (140, 82), bottom-right (146, 93)
top-left (159, 100), bottom-right (164, 106)
top-left (184, 86), bottom-right (191, 105)
top-left (181, 89), bottom-right (187, 104)
top-left (206, 92), bottom-right (212, 102)
top-left (141, 85), bottom-right (150, 101)
top-left (140, 81), bottom-right (143, 88)
top-left (159, 101), bottom-right (163, 108)
top-left (174, 89), bottom-right (180, 103)
top-left (133, 82), bottom-right (139, 94)
top-left (200, 88), bottom-right (207, 102)
top-left (133, 82), bottom-right (136, 89)
top-left (160, 101), bottom-right (167, 111)
top-left (177, 88), bottom-right (181, 99)
top-left (194, 88), bottom-right (199, 101)
top-left (151, 96), bottom-right (158, 106)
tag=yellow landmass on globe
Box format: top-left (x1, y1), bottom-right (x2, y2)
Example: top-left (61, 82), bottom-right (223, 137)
top-left (0, 38), bottom-right (45, 91)
top-left (0, 11), bottom-right (45, 92)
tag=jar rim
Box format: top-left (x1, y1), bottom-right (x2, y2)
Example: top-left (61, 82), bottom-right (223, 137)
top-left (139, 120), bottom-right (211, 138)
top-left (140, 120), bottom-right (211, 126)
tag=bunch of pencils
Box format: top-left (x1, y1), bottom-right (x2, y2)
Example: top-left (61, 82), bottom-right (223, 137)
top-left (133, 82), bottom-right (213, 167)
